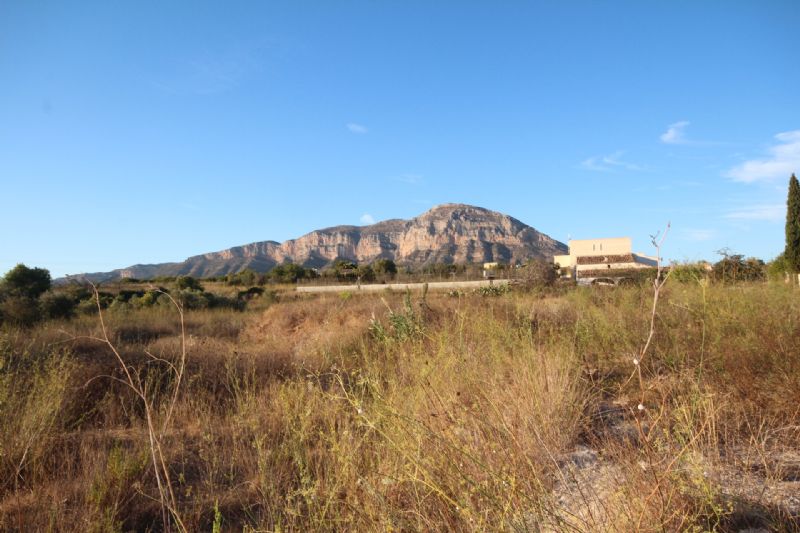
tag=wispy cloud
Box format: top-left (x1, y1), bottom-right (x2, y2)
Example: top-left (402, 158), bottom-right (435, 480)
top-left (149, 42), bottom-right (265, 95)
top-left (360, 213), bottom-right (376, 225)
top-left (725, 130), bottom-right (800, 183)
top-left (179, 201), bottom-right (201, 211)
top-left (394, 173), bottom-right (423, 184)
top-left (683, 228), bottom-right (715, 242)
top-left (724, 204), bottom-right (784, 221)
top-left (347, 123), bottom-right (368, 134)
top-left (581, 151), bottom-right (645, 172)
top-left (660, 121), bottom-right (691, 144)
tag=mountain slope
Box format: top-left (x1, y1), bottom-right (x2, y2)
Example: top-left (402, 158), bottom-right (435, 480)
top-left (69, 204), bottom-right (567, 282)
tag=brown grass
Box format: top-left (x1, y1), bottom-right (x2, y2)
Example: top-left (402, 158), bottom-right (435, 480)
top-left (0, 282), bottom-right (798, 531)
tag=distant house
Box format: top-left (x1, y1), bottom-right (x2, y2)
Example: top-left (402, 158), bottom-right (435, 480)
top-left (553, 237), bottom-right (657, 284)
top-left (483, 262), bottom-right (501, 279)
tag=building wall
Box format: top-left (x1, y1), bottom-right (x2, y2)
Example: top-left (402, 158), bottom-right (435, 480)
top-left (552, 237), bottom-right (658, 279)
top-left (631, 253), bottom-right (657, 267)
top-left (568, 237), bottom-right (632, 257)
top-left (575, 261), bottom-right (651, 273)
top-left (553, 254), bottom-right (572, 268)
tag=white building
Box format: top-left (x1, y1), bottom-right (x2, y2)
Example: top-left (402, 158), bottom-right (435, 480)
top-left (553, 237), bottom-right (657, 283)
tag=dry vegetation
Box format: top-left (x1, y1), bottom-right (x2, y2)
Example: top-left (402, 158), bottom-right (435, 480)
top-left (1, 279), bottom-right (799, 532)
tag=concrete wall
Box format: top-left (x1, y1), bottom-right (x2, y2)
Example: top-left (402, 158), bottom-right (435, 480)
top-left (552, 237), bottom-right (658, 279)
top-left (568, 237), bottom-right (632, 257)
top-left (575, 261), bottom-right (650, 273)
top-left (553, 238), bottom-right (633, 271)
top-left (631, 253), bottom-right (658, 267)
top-left (297, 279), bottom-right (509, 293)
top-left (553, 254), bottom-right (572, 268)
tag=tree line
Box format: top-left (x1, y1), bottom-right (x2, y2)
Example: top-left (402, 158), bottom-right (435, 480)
top-left (3, 173), bottom-right (798, 326)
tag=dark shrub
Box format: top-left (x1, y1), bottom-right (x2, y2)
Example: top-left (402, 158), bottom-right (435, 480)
top-left (267, 264), bottom-right (315, 284)
top-left (0, 296), bottom-right (41, 326)
top-left (237, 287), bottom-right (264, 300)
top-left (1, 264), bottom-right (51, 299)
top-left (357, 264), bottom-right (375, 282)
top-left (518, 259), bottom-right (558, 289)
top-left (712, 253), bottom-right (765, 283)
top-left (39, 292), bottom-right (76, 320)
top-left (372, 259), bottom-right (397, 278)
top-left (175, 276), bottom-right (203, 291)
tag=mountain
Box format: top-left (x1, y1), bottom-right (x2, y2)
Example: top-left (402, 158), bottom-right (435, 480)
top-left (67, 204), bottom-right (567, 282)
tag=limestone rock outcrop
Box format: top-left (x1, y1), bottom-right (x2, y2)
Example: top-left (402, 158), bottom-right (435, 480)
top-left (69, 204), bottom-right (567, 282)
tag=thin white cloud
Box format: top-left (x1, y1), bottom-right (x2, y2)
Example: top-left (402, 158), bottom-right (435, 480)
top-left (724, 204), bottom-right (784, 222)
top-left (660, 121), bottom-right (690, 144)
top-left (360, 213), bottom-right (376, 225)
top-left (179, 201), bottom-right (201, 211)
top-left (725, 130), bottom-right (800, 183)
top-left (581, 151), bottom-right (645, 172)
top-left (683, 228), bottom-right (715, 242)
top-left (347, 123), bottom-right (368, 134)
top-left (394, 173), bottom-right (423, 184)
top-left (149, 42), bottom-right (265, 95)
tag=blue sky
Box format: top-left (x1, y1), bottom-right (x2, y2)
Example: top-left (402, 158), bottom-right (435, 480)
top-left (1, 1), bottom-right (799, 277)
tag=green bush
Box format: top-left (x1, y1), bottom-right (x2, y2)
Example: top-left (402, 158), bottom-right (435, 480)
top-left (267, 264), bottom-right (315, 284)
top-left (357, 264), bottom-right (375, 282)
top-left (237, 287), bottom-right (264, 300)
top-left (371, 259), bottom-right (397, 279)
top-left (324, 260), bottom-right (359, 282)
top-left (712, 253), bottom-right (765, 283)
top-left (421, 262), bottom-right (463, 277)
top-left (767, 253), bottom-right (791, 281)
top-left (0, 296), bottom-right (41, 326)
top-left (369, 290), bottom-right (424, 342)
top-left (174, 290), bottom-right (211, 310)
top-left (174, 290), bottom-right (243, 311)
top-left (518, 259), bottom-right (558, 289)
top-left (1, 264), bottom-right (51, 299)
top-left (132, 290), bottom-right (161, 308)
top-left (226, 269), bottom-right (265, 286)
top-left (176, 276), bottom-right (203, 291)
top-left (669, 262), bottom-right (710, 283)
top-left (476, 284), bottom-right (510, 296)
top-left (76, 293), bottom-right (114, 315)
top-left (39, 293), bottom-right (76, 320)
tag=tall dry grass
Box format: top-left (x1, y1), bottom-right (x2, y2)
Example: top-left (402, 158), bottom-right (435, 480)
top-left (0, 281), bottom-right (798, 531)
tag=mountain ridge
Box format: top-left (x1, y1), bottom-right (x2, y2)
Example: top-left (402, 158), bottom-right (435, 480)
top-left (66, 204), bottom-right (567, 282)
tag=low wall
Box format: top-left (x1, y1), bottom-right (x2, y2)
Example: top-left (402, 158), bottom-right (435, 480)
top-left (296, 279), bottom-right (510, 293)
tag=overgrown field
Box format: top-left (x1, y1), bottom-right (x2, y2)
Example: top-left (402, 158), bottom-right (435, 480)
top-left (1, 281), bottom-right (799, 531)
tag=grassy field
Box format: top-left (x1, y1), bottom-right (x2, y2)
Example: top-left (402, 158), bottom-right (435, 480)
top-left (1, 279), bottom-right (798, 531)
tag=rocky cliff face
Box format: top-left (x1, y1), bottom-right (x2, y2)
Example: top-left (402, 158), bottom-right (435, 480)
top-left (69, 204), bottom-right (567, 282)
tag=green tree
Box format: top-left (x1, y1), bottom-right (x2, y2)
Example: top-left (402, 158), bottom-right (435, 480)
top-left (357, 264), bottom-right (375, 283)
top-left (1, 264), bottom-right (51, 299)
top-left (0, 264), bottom-right (53, 326)
top-left (421, 263), bottom-right (461, 278)
top-left (786, 173), bottom-right (800, 273)
top-left (39, 292), bottom-right (77, 320)
top-left (712, 251), bottom-right (765, 283)
top-left (269, 263), bottom-right (311, 283)
top-left (327, 260), bottom-right (358, 282)
top-left (0, 297), bottom-right (41, 326)
top-left (175, 275), bottom-right (203, 292)
top-left (518, 259), bottom-right (558, 289)
top-left (669, 261), bottom-right (710, 283)
top-left (767, 253), bottom-right (790, 281)
top-left (371, 259), bottom-right (397, 279)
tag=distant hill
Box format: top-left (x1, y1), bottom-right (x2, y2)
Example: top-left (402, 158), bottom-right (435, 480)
top-left (66, 204), bottom-right (567, 282)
